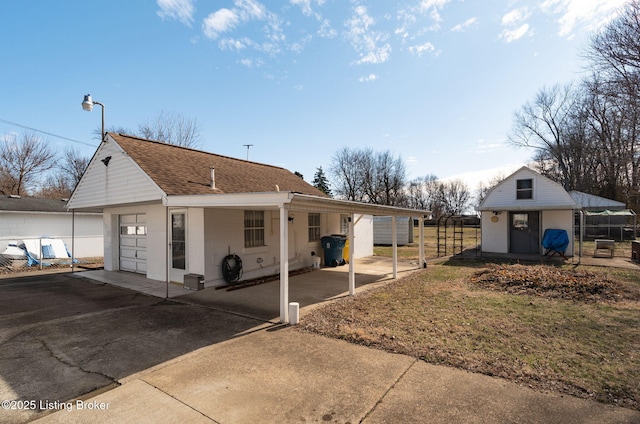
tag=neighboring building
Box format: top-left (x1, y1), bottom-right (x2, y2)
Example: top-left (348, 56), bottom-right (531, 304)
top-left (67, 134), bottom-right (428, 321)
top-left (373, 216), bottom-right (413, 246)
top-left (0, 195), bottom-right (103, 260)
top-left (478, 166), bottom-right (578, 256)
top-left (569, 191), bottom-right (636, 241)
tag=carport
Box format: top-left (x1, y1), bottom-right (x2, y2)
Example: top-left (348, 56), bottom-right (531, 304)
top-left (163, 192), bottom-right (429, 323)
top-left (78, 256), bottom-right (419, 322)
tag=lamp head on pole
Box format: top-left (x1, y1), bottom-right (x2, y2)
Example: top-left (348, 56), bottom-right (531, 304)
top-left (81, 94), bottom-right (94, 112)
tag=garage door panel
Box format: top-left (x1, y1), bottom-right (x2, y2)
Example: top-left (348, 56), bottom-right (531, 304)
top-left (120, 238), bottom-right (136, 247)
top-left (120, 214), bottom-right (147, 275)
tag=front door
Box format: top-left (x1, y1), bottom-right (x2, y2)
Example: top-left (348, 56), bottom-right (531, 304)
top-left (170, 210), bottom-right (187, 283)
top-left (509, 211), bottom-right (540, 254)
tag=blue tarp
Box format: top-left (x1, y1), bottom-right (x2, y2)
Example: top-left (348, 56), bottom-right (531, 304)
top-left (542, 229), bottom-right (569, 253)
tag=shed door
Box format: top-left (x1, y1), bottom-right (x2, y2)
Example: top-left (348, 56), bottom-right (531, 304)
top-left (119, 214), bottom-right (147, 274)
top-left (509, 211), bottom-right (540, 254)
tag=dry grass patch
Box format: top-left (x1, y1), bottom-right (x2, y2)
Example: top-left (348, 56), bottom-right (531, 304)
top-left (298, 262), bottom-right (640, 410)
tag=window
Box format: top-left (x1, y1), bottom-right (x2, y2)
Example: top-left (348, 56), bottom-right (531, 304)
top-left (340, 215), bottom-right (349, 235)
top-left (516, 178), bottom-right (533, 199)
top-left (244, 210), bottom-right (265, 248)
top-left (308, 213), bottom-right (321, 242)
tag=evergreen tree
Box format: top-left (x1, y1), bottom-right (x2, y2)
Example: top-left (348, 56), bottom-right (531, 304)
top-left (312, 166), bottom-right (332, 197)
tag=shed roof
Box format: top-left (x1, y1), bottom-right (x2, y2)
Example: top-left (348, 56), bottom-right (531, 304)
top-left (110, 133), bottom-right (326, 197)
top-left (568, 190), bottom-right (626, 210)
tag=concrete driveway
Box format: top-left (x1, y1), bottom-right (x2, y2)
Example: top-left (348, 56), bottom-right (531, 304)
top-left (0, 272), bottom-right (265, 424)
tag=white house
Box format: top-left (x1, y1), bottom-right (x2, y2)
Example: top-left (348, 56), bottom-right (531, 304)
top-left (67, 134), bottom-right (429, 322)
top-left (478, 166), bottom-right (578, 256)
top-left (0, 195), bottom-right (103, 260)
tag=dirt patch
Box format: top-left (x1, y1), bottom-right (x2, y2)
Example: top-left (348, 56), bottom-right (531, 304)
top-left (468, 264), bottom-right (626, 302)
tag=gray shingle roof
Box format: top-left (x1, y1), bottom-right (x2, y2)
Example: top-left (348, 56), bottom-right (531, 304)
top-left (0, 196), bottom-right (69, 212)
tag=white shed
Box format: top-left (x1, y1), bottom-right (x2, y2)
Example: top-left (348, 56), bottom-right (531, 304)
top-left (478, 167), bottom-right (578, 256)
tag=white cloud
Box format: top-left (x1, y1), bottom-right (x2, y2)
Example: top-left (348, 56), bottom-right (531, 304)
top-left (499, 7), bottom-right (532, 42)
top-left (219, 37), bottom-right (251, 51)
top-left (501, 7), bottom-right (530, 26)
top-left (290, 0), bottom-right (325, 17)
top-left (451, 17), bottom-right (478, 32)
top-left (541, 0), bottom-right (628, 37)
top-left (318, 18), bottom-right (337, 38)
top-left (203, 9), bottom-right (239, 39)
top-left (345, 5), bottom-right (392, 65)
top-left (358, 74), bottom-right (378, 83)
top-left (157, 0), bottom-right (195, 26)
top-left (500, 23), bottom-right (530, 43)
top-left (408, 42), bottom-right (438, 57)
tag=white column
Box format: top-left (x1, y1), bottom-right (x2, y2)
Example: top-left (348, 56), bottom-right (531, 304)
top-left (279, 206), bottom-right (289, 323)
top-left (392, 215), bottom-right (397, 279)
top-left (419, 215), bottom-right (425, 268)
top-left (348, 213), bottom-right (355, 295)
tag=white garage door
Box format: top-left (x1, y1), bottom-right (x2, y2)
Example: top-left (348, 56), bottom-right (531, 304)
top-left (119, 214), bottom-right (147, 274)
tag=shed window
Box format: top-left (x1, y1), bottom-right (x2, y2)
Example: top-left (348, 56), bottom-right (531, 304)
top-left (308, 213), bottom-right (321, 242)
top-left (516, 179), bottom-right (533, 199)
top-left (244, 210), bottom-right (265, 248)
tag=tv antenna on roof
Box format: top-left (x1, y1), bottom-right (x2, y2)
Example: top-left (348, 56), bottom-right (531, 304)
top-left (243, 144), bottom-right (253, 160)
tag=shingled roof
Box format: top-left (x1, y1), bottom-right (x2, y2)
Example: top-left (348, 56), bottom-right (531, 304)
top-left (0, 196), bottom-right (70, 212)
top-left (110, 133), bottom-right (327, 197)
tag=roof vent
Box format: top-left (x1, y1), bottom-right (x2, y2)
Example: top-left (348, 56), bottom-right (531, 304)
top-left (210, 167), bottom-right (215, 190)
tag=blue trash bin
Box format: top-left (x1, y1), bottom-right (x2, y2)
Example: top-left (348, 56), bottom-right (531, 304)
top-left (320, 235), bottom-right (347, 267)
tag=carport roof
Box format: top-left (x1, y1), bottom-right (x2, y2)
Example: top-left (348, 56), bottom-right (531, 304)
top-left (164, 191), bottom-right (430, 217)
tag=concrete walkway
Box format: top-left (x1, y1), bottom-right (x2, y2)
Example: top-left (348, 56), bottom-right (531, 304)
top-left (34, 325), bottom-right (639, 424)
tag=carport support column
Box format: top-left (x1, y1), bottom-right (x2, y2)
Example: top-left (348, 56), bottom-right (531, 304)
top-left (392, 216), bottom-right (398, 279)
top-left (348, 213), bottom-right (355, 296)
top-left (419, 215), bottom-right (425, 267)
top-left (279, 205), bottom-right (289, 323)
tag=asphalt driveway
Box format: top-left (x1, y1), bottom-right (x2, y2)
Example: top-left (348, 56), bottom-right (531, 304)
top-left (0, 272), bottom-right (264, 424)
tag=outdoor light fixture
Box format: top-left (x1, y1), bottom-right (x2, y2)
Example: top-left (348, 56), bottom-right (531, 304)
top-left (81, 94), bottom-right (105, 141)
top-left (101, 156), bottom-right (111, 166)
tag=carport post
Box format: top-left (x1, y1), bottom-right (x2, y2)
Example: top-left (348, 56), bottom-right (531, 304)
top-left (279, 205), bottom-right (289, 323)
top-left (348, 213), bottom-right (355, 296)
top-left (392, 216), bottom-right (398, 279)
top-left (419, 215), bottom-right (425, 267)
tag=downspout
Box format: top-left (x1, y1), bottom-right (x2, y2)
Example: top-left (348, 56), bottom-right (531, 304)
top-left (166, 206), bottom-right (170, 299)
top-left (348, 213), bottom-right (355, 296)
top-left (71, 209), bottom-right (75, 273)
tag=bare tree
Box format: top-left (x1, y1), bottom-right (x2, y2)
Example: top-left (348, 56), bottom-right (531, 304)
top-left (329, 147), bottom-right (407, 205)
top-left (438, 179), bottom-right (471, 215)
top-left (407, 174), bottom-right (440, 213)
top-left (138, 110), bottom-right (202, 148)
top-left (36, 147), bottom-right (90, 198)
top-left (0, 132), bottom-right (55, 196)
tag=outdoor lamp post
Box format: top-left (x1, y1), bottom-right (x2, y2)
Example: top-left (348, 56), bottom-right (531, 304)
top-left (81, 94), bottom-right (105, 141)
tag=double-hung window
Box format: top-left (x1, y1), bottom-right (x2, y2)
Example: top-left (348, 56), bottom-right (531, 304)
top-left (244, 210), bottom-right (265, 248)
top-left (308, 213), bottom-right (321, 242)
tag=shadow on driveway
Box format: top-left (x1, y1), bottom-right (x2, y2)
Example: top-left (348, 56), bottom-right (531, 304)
top-left (0, 273), bottom-right (265, 424)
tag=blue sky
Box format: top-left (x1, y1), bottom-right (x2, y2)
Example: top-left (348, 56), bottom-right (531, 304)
top-left (0, 0), bottom-right (629, 189)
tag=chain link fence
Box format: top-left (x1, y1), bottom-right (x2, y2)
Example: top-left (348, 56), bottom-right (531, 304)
top-left (0, 236), bottom-right (103, 275)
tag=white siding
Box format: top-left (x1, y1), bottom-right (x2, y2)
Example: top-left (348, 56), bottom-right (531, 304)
top-left (480, 211), bottom-right (509, 253)
top-left (373, 216), bottom-right (413, 245)
top-left (0, 211), bottom-right (103, 258)
top-left (480, 168), bottom-right (577, 211)
top-left (68, 137), bottom-right (164, 210)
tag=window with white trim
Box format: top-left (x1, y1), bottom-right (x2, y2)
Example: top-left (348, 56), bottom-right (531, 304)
top-left (516, 178), bottom-right (533, 199)
top-left (308, 213), bottom-right (321, 242)
top-left (244, 210), bottom-right (265, 248)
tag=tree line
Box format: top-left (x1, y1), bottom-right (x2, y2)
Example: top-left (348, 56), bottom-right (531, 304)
top-left (509, 0), bottom-right (640, 212)
top-left (0, 111), bottom-right (201, 198)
